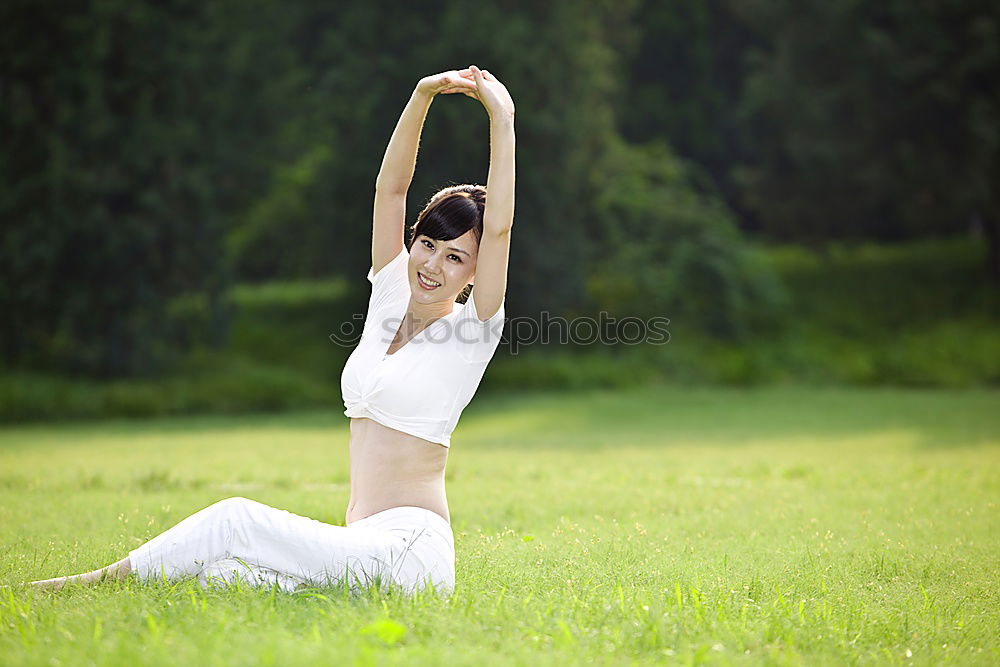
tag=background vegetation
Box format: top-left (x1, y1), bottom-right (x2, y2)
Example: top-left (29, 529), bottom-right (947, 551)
top-left (2, 0), bottom-right (998, 419)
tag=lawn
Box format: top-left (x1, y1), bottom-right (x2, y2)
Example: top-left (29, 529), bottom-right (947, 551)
top-left (1, 385), bottom-right (998, 665)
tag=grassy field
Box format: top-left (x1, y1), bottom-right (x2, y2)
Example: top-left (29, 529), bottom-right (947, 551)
top-left (1, 385), bottom-right (998, 665)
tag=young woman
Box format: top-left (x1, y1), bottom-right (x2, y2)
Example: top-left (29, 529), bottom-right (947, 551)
top-left (28, 64), bottom-right (515, 596)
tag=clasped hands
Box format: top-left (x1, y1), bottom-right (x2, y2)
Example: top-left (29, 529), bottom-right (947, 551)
top-left (417, 65), bottom-right (515, 120)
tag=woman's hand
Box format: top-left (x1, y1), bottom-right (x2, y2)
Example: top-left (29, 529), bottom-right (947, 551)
top-left (458, 65), bottom-right (515, 121)
top-left (416, 70), bottom-right (479, 100)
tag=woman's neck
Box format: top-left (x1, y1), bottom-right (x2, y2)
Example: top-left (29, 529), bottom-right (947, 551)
top-left (403, 297), bottom-right (454, 333)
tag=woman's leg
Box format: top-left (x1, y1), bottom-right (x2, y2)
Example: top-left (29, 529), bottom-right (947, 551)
top-left (128, 496), bottom-right (401, 592)
top-left (197, 557), bottom-right (308, 593)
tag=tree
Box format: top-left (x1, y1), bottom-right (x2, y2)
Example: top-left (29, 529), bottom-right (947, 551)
top-left (0, 0), bottom-right (307, 375)
top-left (730, 0), bottom-right (1000, 278)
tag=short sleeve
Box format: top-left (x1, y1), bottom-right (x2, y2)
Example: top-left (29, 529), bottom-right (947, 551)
top-left (454, 287), bottom-right (506, 363)
top-left (367, 247), bottom-right (411, 315)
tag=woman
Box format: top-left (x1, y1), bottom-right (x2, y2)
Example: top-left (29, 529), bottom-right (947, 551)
top-left (28, 64), bottom-right (515, 597)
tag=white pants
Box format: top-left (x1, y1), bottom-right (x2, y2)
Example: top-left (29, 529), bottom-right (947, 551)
top-left (127, 497), bottom-right (455, 596)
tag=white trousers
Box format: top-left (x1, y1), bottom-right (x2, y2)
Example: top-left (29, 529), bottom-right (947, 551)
top-left (127, 497), bottom-right (455, 596)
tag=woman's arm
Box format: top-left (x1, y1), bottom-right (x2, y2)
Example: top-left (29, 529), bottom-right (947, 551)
top-left (465, 65), bottom-right (516, 321)
top-left (483, 114), bottom-right (515, 236)
top-left (375, 87), bottom-right (433, 194)
top-left (371, 88), bottom-right (431, 273)
top-left (372, 72), bottom-right (478, 273)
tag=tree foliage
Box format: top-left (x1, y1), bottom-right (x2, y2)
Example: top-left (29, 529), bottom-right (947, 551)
top-left (0, 0), bottom-right (305, 375)
top-left (586, 137), bottom-right (789, 340)
top-left (730, 0), bottom-right (999, 262)
top-left (3, 0), bottom-right (993, 378)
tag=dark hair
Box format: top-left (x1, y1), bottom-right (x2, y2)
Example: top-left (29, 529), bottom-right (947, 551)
top-left (408, 184), bottom-right (486, 304)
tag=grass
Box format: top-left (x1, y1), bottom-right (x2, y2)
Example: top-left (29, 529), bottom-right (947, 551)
top-left (1, 385), bottom-right (998, 665)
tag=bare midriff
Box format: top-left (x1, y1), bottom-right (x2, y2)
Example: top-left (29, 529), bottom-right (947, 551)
top-left (345, 416), bottom-right (450, 526)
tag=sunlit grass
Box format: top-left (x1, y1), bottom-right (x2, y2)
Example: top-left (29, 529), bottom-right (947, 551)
top-left (1, 385), bottom-right (998, 664)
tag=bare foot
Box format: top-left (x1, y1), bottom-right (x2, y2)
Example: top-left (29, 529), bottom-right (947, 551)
top-left (27, 556), bottom-right (132, 592)
top-left (28, 574), bottom-right (77, 591)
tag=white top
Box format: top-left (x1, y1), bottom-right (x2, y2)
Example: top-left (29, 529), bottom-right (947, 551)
top-left (340, 246), bottom-right (506, 447)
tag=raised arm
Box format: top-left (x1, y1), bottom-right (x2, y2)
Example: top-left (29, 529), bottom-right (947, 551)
top-left (465, 65), bottom-right (516, 321)
top-left (372, 71), bottom-right (477, 275)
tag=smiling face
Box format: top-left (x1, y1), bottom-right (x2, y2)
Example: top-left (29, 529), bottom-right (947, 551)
top-left (408, 230), bottom-right (479, 304)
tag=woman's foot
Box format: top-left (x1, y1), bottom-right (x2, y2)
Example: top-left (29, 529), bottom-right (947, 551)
top-left (28, 575), bottom-right (69, 591)
top-left (27, 556), bottom-right (132, 591)
top-left (28, 572), bottom-right (95, 591)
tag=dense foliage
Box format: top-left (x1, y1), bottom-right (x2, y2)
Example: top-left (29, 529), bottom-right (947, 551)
top-left (2, 0), bottom-right (996, 379)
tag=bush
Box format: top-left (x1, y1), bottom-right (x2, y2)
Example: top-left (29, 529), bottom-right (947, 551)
top-left (0, 359), bottom-right (340, 423)
top-left (585, 137), bottom-right (790, 341)
top-left (3, 236), bottom-right (997, 423)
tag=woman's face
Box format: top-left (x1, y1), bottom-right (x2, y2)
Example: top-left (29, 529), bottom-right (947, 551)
top-left (408, 230), bottom-right (478, 304)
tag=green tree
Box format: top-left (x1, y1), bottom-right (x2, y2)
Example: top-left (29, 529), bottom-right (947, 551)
top-left (586, 137), bottom-right (788, 340)
top-left (1, 0), bottom-right (793, 380)
top-left (615, 0), bottom-right (761, 227)
top-left (731, 0), bottom-right (1000, 278)
top-left (0, 0), bottom-right (307, 375)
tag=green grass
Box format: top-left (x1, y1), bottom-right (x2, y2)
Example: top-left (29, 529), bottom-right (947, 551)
top-left (1, 385), bottom-right (998, 665)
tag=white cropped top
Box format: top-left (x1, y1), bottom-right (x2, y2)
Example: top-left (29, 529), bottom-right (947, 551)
top-left (340, 246), bottom-right (506, 447)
